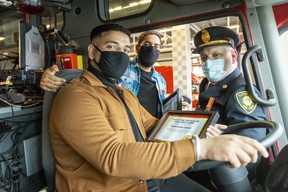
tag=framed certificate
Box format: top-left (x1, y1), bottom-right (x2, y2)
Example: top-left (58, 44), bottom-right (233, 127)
top-left (162, 88), bottom-right (182, 113)
top-left (147, 111), bottom-right (219, 142)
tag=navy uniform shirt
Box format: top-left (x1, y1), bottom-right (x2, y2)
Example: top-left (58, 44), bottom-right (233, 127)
top-left (197, 68), bottom-right (267, 141)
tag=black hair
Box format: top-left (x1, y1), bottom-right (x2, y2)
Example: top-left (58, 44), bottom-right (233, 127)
top-left (90, 24), bottom-right (131, 41)
top-left (136, 30), bottom-right (163, 47)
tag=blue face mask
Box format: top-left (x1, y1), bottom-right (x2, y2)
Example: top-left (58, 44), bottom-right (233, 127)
top-left (202, 59), bottom-right (226, 82)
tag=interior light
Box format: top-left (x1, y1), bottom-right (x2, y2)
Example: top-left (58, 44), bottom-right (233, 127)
top-left (130, 2), bottom-right (139, 7)
top-left (0, 37), bottom-right (5, 41)
top-left (109, 9), bottom-right (114, 13)
top-left (114, 6), bottom-right (122, 11)
top-left (139, 0), bottom-right (151, 4)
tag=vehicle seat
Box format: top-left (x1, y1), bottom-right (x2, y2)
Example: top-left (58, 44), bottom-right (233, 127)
top-left (42, 69), bottom-right (82, 192)
top-left (265, 144), bottom-right (288, 192)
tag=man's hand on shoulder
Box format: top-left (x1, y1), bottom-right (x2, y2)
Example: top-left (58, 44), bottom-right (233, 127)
top-left (40, 65), bottom-right (66, 92)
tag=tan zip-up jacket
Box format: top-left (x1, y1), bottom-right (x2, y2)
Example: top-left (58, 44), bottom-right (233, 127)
top-left (50, 70), bottom-right (196, 192)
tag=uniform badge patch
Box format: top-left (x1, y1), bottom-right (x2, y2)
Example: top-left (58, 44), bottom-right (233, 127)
top-left (236, 91), bottom-right (257, 114)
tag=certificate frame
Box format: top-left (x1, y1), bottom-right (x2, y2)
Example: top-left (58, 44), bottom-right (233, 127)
top-left (147, 110), bottom-right (219, 142)
top-left (162, 88), bottom-right (182, 113)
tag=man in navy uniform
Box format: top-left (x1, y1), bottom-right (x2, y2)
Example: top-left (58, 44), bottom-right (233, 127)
top-left (194, 26), bottom-right (267, 143)
top-left (187, 26), bottom-right (268, 188)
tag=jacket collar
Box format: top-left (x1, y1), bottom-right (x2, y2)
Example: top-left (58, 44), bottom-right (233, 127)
top-left (87, 64), bottom-right (116, 87)
top-left (82, 69), bottom-right (126, 92)
top-left (215, 68), bottom-right (242, 90)
top-left (200, 68), bottom-right (242, 97)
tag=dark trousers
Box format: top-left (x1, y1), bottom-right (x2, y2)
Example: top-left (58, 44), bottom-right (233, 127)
top-left (148, 173), bottom-right (211, 192)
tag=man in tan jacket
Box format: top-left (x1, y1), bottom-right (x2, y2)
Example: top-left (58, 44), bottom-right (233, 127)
top-left (50, 23), bottom-right (268, 192)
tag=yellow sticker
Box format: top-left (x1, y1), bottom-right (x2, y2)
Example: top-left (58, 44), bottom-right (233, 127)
top-left (236, 91), bottom-right (257, 114)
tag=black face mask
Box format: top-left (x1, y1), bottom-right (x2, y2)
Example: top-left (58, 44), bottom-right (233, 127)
top-left (138, 46), bottom-right (160, 67)
top-left (92, 45), bottom-right (130, 79)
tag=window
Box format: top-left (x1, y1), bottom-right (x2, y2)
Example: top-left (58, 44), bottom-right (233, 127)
top-left (129, 16), bottom-right (244, 66)
top-left (280, 30), bottom-right (288, 63)
top-left (128, 16), bottom-right (244, 102)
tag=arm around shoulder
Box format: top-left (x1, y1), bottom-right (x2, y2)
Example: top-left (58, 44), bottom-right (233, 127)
top-left (40, 64), bottom-right (66, 92)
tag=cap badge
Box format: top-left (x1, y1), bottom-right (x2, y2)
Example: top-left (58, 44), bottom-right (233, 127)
top-left (201, 30), bottom-right (210, 43)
